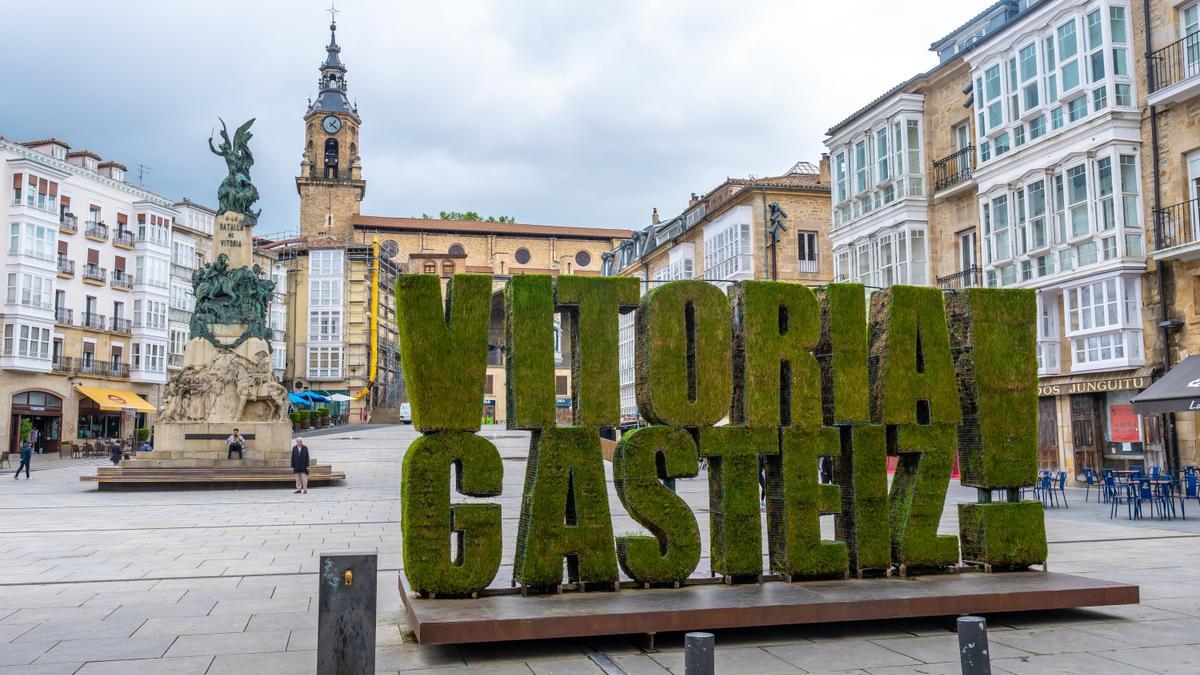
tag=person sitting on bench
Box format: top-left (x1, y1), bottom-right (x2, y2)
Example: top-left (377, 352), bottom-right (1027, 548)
top-left (227, 429), bottom-right (245, 459)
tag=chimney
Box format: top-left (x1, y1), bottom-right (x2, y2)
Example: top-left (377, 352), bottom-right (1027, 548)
top-left (819, 153), bottom-right (831, 185)
top-left (689, 192), bottom-right (700, 206)
top-left (651, 208), bottom-right (660, 225)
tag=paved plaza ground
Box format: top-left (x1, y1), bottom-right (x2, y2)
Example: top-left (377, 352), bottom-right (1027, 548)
top-left (2, 424), bottom-right (1200, 674)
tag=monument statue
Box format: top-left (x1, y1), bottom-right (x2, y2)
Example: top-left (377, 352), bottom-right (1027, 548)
top-left (158, 118), bottom-right (288, 430)
top-left (209, 117), bottom-right (262, 225)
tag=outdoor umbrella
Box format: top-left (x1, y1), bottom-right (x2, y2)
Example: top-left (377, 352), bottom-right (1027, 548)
top-left (1130, 355), bottom-right (1200, 415)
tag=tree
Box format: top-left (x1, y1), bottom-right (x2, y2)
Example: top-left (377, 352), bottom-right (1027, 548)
top-left (422, 211), bottom-right (516, 223)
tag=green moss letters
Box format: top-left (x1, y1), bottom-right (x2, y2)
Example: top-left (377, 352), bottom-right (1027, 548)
top-left (395, 274), bottom-right (492, 432)
top-left (612, 426), bottom-right (702, 584)
top-left (505, 275), bottom-right (557, 429)
top-left (513, 427), bottom-right (619, 591)
top-left (555, 276), bottom-right (641, 427)
top-left (636, 280), bottom-right (732, 427)
top-left (834, 424), bottom-right (891, 573)
top-left (889, 425), bottom-right (959, 569)
top-left (765, 427), bottom-right (848, 579)
top-left (869, 286), bottom-right (963, 427)
top-left (816, 284), bottom-right (871, 425)
top-left (958, 501), bottom-right (1048, 570)
top-left (731, 281), bottom-right (822, 430)
top-left (946, 289), bottom-right (1038, 488)
top-left (699, 426), bottom-right (777, 578)
top-left (401, 432), bottom-right (503, 597)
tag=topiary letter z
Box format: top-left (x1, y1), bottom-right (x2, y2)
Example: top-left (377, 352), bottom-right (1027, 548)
top-left (401, 432), bottom-right (504, 597)
top-left (395, 273), bottom-right (492, 432)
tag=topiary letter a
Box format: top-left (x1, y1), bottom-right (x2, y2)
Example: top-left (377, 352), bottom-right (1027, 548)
top-left (513, 427), bottom-right (619, 592)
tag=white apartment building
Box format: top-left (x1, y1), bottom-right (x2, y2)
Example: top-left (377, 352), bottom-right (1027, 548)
top-left (966, 0), bottom-right (1145, 378)
top-left (826, 93), bottom-right (931, 288)
top-left (2, 137), bottom-right (288, 454)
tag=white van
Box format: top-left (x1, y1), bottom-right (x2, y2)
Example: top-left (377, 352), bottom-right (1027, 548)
top-left (398, 402), bottom-right (412, 423)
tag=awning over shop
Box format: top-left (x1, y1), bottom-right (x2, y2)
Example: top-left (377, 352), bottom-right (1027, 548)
top-left (1131, 355), bottom-right (1200, 415)
top-left (74, 386), bottom-right (157, 413)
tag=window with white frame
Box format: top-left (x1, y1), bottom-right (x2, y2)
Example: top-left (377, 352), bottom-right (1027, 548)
top-left (1036, 293), bottom-right (1061, 374)
top-left (830, 109), bottom-right (924, 228)
top-left (6, 273), bottom-right (53, 309)
top-left (702, 222), bottom-right (751, 281)
top-left (308, 310), bottom-right (342, 342)
top-left (834, 248), bottom-right (851, 282)
top-left (310, 279), bottom-right (342, 307)
top-left (972, 5), bottom-right (1136, 167)
top-left (135, 256), bottom-right (169, 288)
top-left (1064, 276), bottom-right (1143, 370)
top-left (169, 283), bottom-right (195, 312)
top-left (9, 222), bottom-right (57, 261)
top-left (1, 323), bottom-right (51, 359)
top-left (169, 329), bottom-right (188, 356)
top-left (797, 231), bottom-right (818, 273)
top-left (310, 249), bottom-right (344, 276)
top-left (837, 227), bottom-right (926, 288)
top-left (172, 241), bottom-right (196, 268)
top-left (981, 149), bottom-right (1141, 286)
top-left (307, 345), bottom-right (343, 379)
top-left (134, 300), bottom-right (167, 329)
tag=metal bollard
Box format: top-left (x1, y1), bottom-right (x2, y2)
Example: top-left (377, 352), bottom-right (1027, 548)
top-left (957, 615), bottom-right (991, 675)
top-left (318, 550), bottom-right (377, 675)
top-left (684, 631), bottom-right (715, 675)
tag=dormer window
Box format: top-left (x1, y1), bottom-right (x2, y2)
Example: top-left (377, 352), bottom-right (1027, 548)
top-left (111, 168), bottom-right (124, 182)
top-left (51, 146), bottom-right (66, 160)
top-left (83, 157), bottom-right (97, 172)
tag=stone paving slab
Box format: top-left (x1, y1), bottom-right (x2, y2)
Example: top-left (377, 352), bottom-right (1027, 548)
top-left (1, 424), bottom-right (1199, 673)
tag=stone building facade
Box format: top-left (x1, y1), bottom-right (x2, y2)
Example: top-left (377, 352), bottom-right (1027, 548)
top-left (0, 138), bottom-right (285, 454)
top-left (1137, 0), bottom-right (1200, 470)
top-left (602, 161), bottom-right (833, 422)
top-left (274, 15), bottom-right (630, 424)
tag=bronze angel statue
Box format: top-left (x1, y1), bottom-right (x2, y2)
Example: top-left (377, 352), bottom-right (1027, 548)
top-left (208, 118), bottom-right (262, 224)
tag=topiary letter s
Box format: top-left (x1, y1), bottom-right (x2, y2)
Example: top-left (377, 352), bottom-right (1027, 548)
top-left (613, 426), bottom-right (702, 585)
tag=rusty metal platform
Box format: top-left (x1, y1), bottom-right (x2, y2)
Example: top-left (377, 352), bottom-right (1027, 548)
top-left (399, 571), bottom-right (1138, 645)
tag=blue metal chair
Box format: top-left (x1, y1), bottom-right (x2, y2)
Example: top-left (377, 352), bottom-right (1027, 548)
top-left (1150, 466), bottom-right (1162, 480)
top-left (1136, 478), bottom-right (1162, 520)
top-left (1083, 468), bottom-right (1098, 502)
top-left (1130, 465), bottom-right (1143, 479)
top-left (1184, 474), bottom-right (1199, 512)
top-left (1055, 471), bottom-right (1068, 508)
top-left (1108, 478), bottom-right (1138, 519)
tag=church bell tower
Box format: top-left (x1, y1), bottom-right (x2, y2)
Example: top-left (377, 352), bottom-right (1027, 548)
top-left (296, 10), bottom-right (365, 240)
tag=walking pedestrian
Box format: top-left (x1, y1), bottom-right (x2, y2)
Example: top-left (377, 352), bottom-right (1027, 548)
top-left (110, 440), bottom-right (125, 466)
top-left (291, 437), bottom-right (310, 494)
top-left (14, 441), bottom-right (32, 479)
top-left (28, 427), bottom-right (38, 454)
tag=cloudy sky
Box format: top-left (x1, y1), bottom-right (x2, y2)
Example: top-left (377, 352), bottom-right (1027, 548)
top-left (2, 0), bottom-right (979, 234)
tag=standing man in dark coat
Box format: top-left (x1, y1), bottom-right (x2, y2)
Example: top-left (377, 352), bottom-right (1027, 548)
top-left (291, 437), bottom-right (310, 494)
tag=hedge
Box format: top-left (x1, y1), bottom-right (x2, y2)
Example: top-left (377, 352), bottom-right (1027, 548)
top-left (395, 274), bottom-right (492, 432)
top-left (401, 432), bottom-right (503, 597)
top-left (765, 427), bottom-right (848, 579)
top-left (513, 427), bottom-right (619, 591)
top-left (868, 286), bottom-right (962, 427)
top-left (889, 425), bottom-right (959, 570)
top-left (699, 426), bottom-right (777, 578)
top-left (946, 289), bottom-right (1038, 488)
top-left (505, 275), bottom-right (557, 429)
top-left (958, 500), bottom-right (1047, 570)
top-left (731, 281), bottom-right (822, 431)
top-left (613, 426), bottom-right (702, 584)
top-left (815, 284), bottom-right (870, 425)
top-left (555, 276), bottom-right (641, 427)
top-left (636, 280), bottom-right (732, 427)
top-left (834, 424), bottom-right (891, 572)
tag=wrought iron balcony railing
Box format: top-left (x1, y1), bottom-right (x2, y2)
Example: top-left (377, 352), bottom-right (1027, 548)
top-left (57, 255), bottom-right (75, 276)
top-left (81, 311), bottom-right (106, 331)
top-left (932, 145), bottom-right (975, 192)
top-left (1154, 197), bottom-right (1200, 251)
top-left (936, 265), bottom-right (984, 290)
top-left (82, 264), bottom-right (106, 283)
top-left (1149, 30), bottom-right (1200, 93)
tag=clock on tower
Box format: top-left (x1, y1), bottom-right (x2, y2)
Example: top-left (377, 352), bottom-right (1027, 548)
top-left (296, 13), bottom-right (365, 240)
